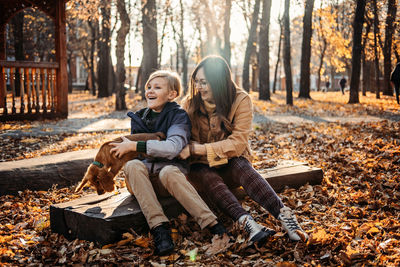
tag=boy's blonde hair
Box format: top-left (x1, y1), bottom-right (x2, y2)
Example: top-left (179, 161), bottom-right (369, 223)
top-left (145, 70), bottom-right (182, 97)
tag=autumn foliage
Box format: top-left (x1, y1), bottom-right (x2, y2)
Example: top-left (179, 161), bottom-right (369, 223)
top-left (0, 91), bottom-right (400, 266)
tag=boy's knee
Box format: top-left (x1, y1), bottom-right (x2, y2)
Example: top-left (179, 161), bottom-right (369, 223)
top-left (124, 160), bottom-right (147, 177)
top-left (159, 165), bottom-right (183, 186)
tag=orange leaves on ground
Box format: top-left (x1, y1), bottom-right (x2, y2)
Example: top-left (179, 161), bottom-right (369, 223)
top-left (133, 236), bottom-right (151, 248)
top-left (307, 229), bottom-right (333, 246)
top-left (1, 91), bottom-right (400, 265)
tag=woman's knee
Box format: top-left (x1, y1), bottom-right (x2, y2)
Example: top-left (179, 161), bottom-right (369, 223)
top-left (189, 165), bottom-right (224, 188)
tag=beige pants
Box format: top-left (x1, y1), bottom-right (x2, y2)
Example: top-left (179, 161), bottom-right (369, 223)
top-left (124, 159), bottom-right (217, 229)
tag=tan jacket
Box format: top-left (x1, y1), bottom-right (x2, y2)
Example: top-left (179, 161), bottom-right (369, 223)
top-left (182, 88), bottom-right (253, 167)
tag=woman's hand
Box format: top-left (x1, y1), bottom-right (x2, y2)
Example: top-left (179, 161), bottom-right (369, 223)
top-left (110, 137), bottom-right (137, 158)
top-left (179, 145), bottom-right (191, 159)
top-left (193, 143), bottom-right (207, 156)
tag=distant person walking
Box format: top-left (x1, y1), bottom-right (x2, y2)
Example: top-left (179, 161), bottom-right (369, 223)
top-left (390, 62), bottom-right (400, 104)
top-left (325, 80), bottom-right (330, 91)
top-left (339, 77), bottom-right (347, 95)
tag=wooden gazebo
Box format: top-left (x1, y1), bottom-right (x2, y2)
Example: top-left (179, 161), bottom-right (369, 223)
top-left (0, 0), bottom-right (68, 121)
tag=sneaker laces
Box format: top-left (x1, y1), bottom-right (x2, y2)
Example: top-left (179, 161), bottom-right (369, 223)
top-left (281, 216), bottom-right (300, 231)
top-left (279, 207), bottom-right (308, 241)
top-left (279, 207), bottom-right (300, 231)
top-left (239, 215), bottom-right (264, 240)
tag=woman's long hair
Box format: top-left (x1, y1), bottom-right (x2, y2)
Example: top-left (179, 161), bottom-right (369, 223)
top-left (187, 55), bottom-right (237, 133)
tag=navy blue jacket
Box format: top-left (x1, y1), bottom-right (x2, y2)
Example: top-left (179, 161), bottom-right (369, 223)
top-left (127, 101), bottom-right (191, 174)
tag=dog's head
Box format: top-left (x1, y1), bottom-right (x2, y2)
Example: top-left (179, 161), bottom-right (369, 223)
top-left (75, 164), bottom-right (115, 195)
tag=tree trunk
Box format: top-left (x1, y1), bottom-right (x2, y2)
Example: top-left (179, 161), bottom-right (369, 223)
top-left (258, 0), bottom-right (272, 100)
top-left (179, 0), bottom-right (188, 93)
top-left (88, 20), bottom-right (98, 96)
top-left (223, 0), bottom-right (232, 66)
top-left (272, 19), bottom-right (283, 94)
top-left (12, 11), bottom-right (24, 98)
top-left (140, 0), bottom-right (158, 97)
top-left (373, 0), bottom-right (381, 99)
top-left (115, 0), bottom-right (130, 110)
top-left (135, 64), bottom-right (143, 96)
top-left (298, 0), bottom-right (315, 99)
top-left (67, 56), bottom-right (73, 93)
top-left (242, 0), bottom-right (261, 92)
top-left (348, 0), bottom-right (366, 104)
top-left (158, 2), bottom-right (170, 66)
top-left (382, 0), bottom-right (396, 96)
top-left (317, 39), bottom-right (327, 92)
top-left (361, 56), bottom-right (366, 96)
top-left (362, 18), bottom-right (371, 96)
top-left (283, 0), bottom-right (293, 105)
top-left (97, 0), bottom-right (112, 98)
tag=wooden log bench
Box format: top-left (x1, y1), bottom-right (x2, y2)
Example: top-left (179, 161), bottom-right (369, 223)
top-left (50, 160), bottom-right (323, 246)
top-left (0, 149), bottom-right (97, 195)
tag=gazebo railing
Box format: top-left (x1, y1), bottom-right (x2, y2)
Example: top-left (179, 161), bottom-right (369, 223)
top-left (0, 60), bottom-right (60, 120)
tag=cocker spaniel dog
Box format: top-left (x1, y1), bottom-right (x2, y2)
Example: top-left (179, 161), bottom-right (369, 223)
top-left (75, 132), bottom-right (165, 195)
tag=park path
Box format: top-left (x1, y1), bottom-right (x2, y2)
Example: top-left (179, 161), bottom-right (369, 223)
top-left (1, 110), bottom-right (394, 138)
top-left (2, 91), bottom-right (399, 138)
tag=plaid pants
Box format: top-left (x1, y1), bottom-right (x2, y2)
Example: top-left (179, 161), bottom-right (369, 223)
top-left (189, 157), bottom-right (284, 221)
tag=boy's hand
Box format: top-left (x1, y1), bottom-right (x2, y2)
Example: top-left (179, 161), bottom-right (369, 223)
top-left (179, 145), bottom-right (191, 159)
top-left (110, 137), bottom-right (137, 158)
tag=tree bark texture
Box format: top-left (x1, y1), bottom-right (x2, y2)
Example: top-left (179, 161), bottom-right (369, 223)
top-left (11, 11), bottom-right (24, 98)
top-left (98, 0), bottom-right (112, 98)
top-left (317, 39), bottom-right (327, 92)
top-left (373, 0), bottom-right (381, 99)
top-left (383, 0), bottom-right (396, 96)
top-left (179, 0), bottom-right (188, 93)
top-left (223, 0), bottom-right (232, 66)
top-left (140, 0), bottom-right (158, 98)
top-left (272, 19), bottom-right (283, 94)
top-left (283, 0), bottom-right (293, 105)
top-left (298, 0), bottom-right (315, 99)
top-left (348, 0), bottom-right (366, 104)
top-left (258, 0), bottom-right (272, 100)
top-left (242, 0), bottom-right (261, 92)
top-left (88, 20), bottom-right (98, 96)
top-left (116, 0), bottom-right (130, 110)
top-left (361, 19), bottom-right (371, 96)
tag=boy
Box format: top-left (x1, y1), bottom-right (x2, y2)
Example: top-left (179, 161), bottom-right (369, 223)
top-left (110, 70), bottom-right (226, 255)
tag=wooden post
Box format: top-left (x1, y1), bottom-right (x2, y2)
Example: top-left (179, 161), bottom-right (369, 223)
top-left (1, 67), bottom-right (6, 114)
top-left (19, 68), bottom-right (25, 113)
top-left (41, 68), bottom-right (47, 113)
top-left (0, 23), bottom-right (5, 109)
top-left (10, 68), bottom-right (16, 114)
top-left (35, 69), bottom-right (40, 114)
top-left (50, 69), bottom-right (55, 113)
top-left (25, 68), bottom-right (32, 114)
top-left (55, 0), bottom-right (68, 117)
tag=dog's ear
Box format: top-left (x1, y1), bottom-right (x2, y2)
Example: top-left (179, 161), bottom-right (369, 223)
top-left (75, 171), bottom-right (91, 192)
top-left (75, 165), bottom-right (97, 193)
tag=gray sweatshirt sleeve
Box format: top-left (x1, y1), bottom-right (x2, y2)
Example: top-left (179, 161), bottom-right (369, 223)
top-left (146, 124), bottom-right (190, 160)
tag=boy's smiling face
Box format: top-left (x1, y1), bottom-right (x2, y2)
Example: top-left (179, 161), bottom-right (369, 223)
top-left (145, 77), bottom-right (177, 113)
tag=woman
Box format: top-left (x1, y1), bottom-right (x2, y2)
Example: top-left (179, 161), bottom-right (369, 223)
top-left (180, 55), bottom-right (308, 247)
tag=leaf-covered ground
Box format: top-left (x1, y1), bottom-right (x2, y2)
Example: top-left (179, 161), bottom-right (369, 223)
top-left (1, 91), bottom-right (399, 266)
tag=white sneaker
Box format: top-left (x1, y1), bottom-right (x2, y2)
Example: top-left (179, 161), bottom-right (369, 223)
top-left (238, 214), bottom-right (273, 246)
top-left (278, 207), bottom-right (308, 241)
